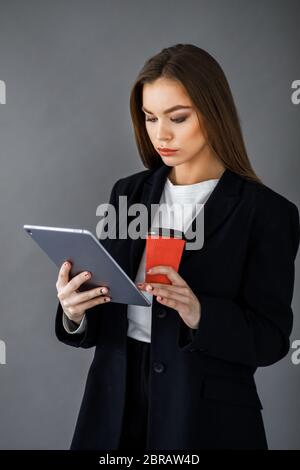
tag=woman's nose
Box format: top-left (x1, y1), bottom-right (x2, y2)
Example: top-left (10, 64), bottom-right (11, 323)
top-left (156, 128), bottom-right (173, 141)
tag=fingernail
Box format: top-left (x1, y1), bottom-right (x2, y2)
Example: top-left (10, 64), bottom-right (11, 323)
top-left (101, 288), bottom-right (107, 294)
top-left (147, 269), bottom-right (152, 273)
top-left (146, 284), bottom-right (153, 291)
top-left (85, 272), bottom-right (91, 277)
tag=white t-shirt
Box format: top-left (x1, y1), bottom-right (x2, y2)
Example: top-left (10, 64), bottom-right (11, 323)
top-left (63, 176), bottom-right (220, 339)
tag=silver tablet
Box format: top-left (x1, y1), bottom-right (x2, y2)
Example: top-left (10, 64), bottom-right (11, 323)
top-left (23, 225), bottom-right (151, 307)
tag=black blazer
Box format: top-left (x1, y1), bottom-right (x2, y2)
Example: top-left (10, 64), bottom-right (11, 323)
top-left (55, 162), bottom-right (300, 450)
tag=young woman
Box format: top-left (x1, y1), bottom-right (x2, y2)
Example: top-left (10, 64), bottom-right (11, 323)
top-left (55, 44), bottom-right (300, 450)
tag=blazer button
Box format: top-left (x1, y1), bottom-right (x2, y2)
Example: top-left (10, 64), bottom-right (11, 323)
top-left (153, 362), bottom-right (165, 373)
top-left (157, 309), bottom-right (167, 319)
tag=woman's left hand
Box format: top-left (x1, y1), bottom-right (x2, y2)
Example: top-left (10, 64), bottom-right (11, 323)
top-left (137, 265), bottom-right (201, 330)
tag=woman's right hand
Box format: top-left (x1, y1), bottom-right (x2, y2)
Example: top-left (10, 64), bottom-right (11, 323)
top-left (56, 261), bottom-right (111, 325)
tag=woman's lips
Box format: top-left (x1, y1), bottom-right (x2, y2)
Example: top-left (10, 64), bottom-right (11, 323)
top-left (158, 148), bottom-right (178, 156)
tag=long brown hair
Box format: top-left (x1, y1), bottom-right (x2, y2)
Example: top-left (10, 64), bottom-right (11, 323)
top-left (129, 43), bottom-right (263, 185)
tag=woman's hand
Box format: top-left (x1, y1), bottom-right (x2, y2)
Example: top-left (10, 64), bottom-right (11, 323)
top-left (56, 261), bottom-right (111, 325)
top-left (137, 265), bottom-right (201, 330)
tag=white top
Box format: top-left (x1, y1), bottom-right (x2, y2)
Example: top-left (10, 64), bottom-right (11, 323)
top-left (63, 176), bottom-right (220, 339)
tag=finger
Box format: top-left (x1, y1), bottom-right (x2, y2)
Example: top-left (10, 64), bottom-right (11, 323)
top-left (147, 266), bottom-right (186, 286)
top-left (140, 282), bottom-right (189, 294)
top-left (139, 283), bottom-right (190, 298)
top-left (137, 281), bottom-right (190, 303)
top-left (58, 270), bottom-right (92, 300)
top-left (66, 295), bottom-right (111, 314)
top-left (65, 286), bottom-right (110, 307)
top-left (156, 295), bottom-right (190, 313)
top-left (152, 288), bottom-right (190, 305)
top-left (56, 261), bottom-right (72, 291)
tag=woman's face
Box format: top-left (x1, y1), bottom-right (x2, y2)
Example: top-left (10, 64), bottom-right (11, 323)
top-left (142, 77), bottom-right (209, 168)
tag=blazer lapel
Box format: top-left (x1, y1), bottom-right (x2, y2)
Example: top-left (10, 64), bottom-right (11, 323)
top-left (181, 167), bottom-right (244, 263)
top-left (128, 162), bottom-right (244, 279)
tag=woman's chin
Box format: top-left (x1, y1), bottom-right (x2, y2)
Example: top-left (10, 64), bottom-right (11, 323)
top-left (161, 156), bottom-right (182, 166)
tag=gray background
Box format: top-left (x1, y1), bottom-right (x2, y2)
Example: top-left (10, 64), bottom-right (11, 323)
top-left (0, 0), bottom-right (299, 450)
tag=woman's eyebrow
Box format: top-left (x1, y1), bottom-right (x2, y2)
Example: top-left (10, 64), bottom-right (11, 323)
top-left (141, 105), bottom-right (193, 114)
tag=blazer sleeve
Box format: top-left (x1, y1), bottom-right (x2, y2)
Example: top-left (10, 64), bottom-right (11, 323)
top-left (55, 178), bottom-right (122, 349)
top-left (178, 201), bottom-right (300, 368)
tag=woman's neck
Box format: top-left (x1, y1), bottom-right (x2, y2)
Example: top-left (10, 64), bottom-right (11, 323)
top-left (168, 159), bottom-right (225, 185)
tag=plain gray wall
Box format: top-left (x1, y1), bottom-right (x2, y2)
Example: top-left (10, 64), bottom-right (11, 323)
top-left (0, 0), bottom-right (299, 449)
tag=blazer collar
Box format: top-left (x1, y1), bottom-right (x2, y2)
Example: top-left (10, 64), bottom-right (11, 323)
top-left (129, 161), bottom-right (244, 279)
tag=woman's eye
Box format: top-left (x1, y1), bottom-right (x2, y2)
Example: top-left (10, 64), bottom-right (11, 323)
top-left (145, 116), bottom-right (187, 123)
top-left (173, 117), bottom-right (187, 123)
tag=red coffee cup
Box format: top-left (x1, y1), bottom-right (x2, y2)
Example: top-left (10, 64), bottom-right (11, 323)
top-left (145, 227), bottom-right (186, 284)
